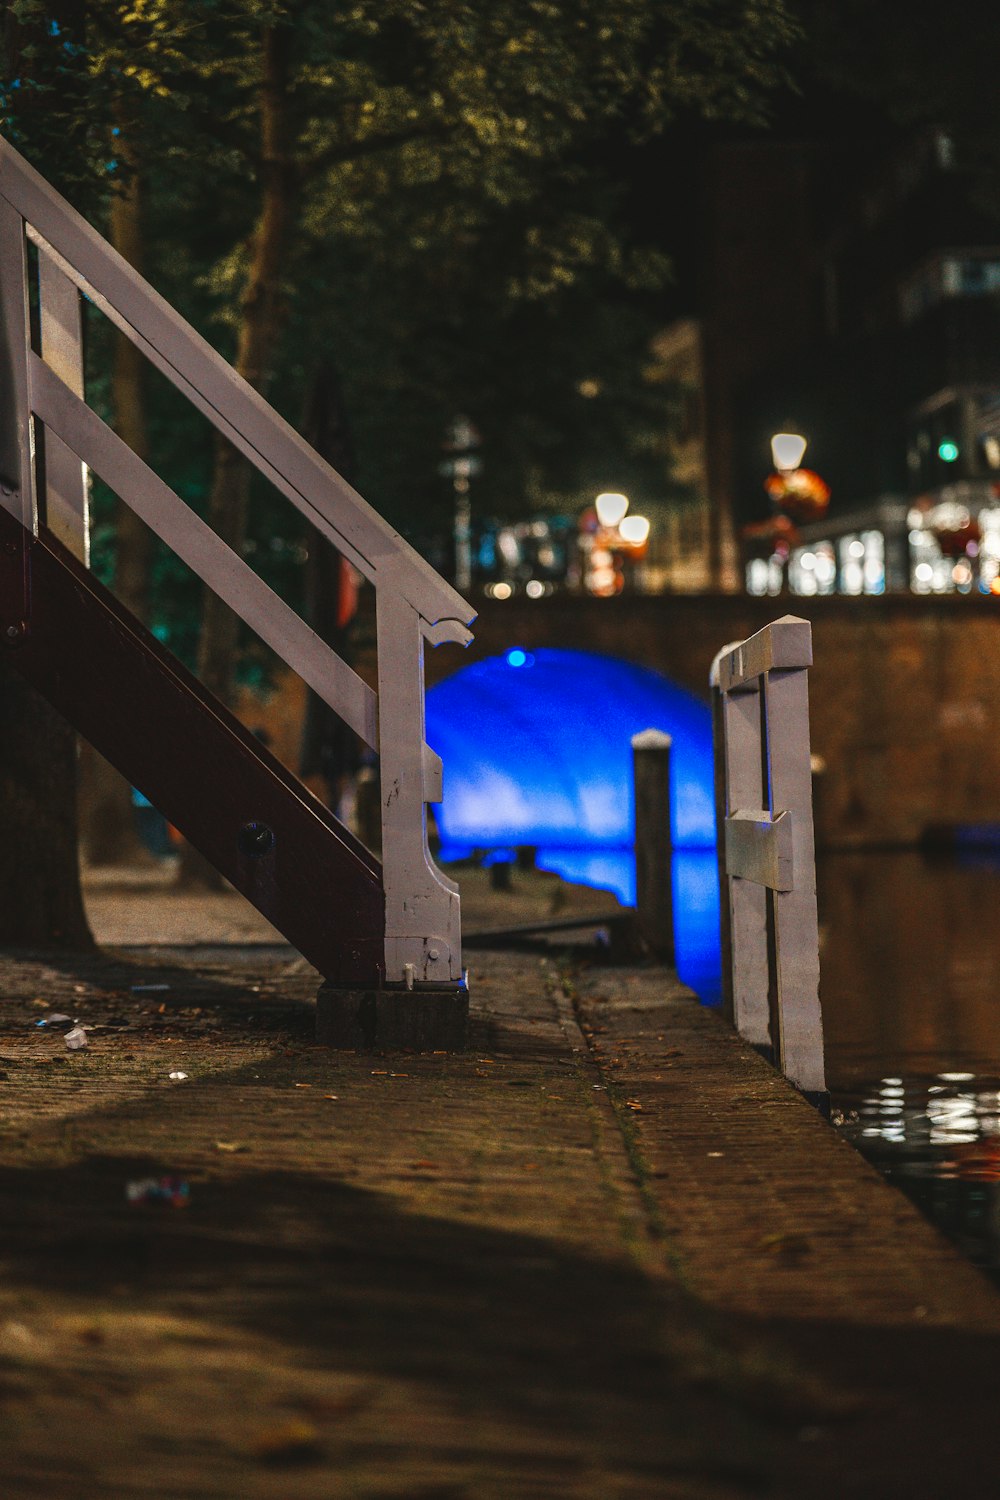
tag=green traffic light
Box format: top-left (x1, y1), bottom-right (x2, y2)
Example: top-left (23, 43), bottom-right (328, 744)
top-left (938, 440), bottom-right (959, 463)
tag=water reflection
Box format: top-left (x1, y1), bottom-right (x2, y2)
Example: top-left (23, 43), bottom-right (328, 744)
top-left (819, 851), bottom-right (1000, 1281)
top-left (835, 1074), bottom-right (1000, 1279)
top-left (817, 850), bottom-right (1000, 1085)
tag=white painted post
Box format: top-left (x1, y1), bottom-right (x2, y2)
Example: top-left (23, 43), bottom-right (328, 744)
top-left (37, 241), bottom-right (89, 563)
top-left (0, 196), bottom-right (36, 533)
top-left (720, 673), bottom-right (773, 1051)
top-left (711, 617), bottom-right (826, 1099)
top-left (710, 641), bottom-right (744, 1029)
top-left (763, 657), bottom-right (825, 1096)
top-left (376, 572), bottom-right (462, 987)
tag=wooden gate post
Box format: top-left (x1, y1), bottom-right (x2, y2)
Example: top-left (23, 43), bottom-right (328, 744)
top-left (711, 617), bottom-right (826, 1106)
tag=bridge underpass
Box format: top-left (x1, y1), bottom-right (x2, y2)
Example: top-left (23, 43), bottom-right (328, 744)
top-left (423, 590), bottom-right (1000, 850)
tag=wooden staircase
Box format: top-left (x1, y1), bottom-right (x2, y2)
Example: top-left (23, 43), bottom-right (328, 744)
top-left (0, 139), bottom-right (474, 1015)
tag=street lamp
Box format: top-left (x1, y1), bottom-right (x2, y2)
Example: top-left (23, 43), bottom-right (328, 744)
top-left (770, 430), bottom-right (808, 474)
top-left (595, 491), bottom-right (629, 528)
top-left (618, 514), bottom-right (650, 546)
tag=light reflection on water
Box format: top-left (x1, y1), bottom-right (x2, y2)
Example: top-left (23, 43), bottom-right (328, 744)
top-left (833, 1075), bottom-right (1000, 1279)
top-left (810, 850), bottom-right (1000, 1279)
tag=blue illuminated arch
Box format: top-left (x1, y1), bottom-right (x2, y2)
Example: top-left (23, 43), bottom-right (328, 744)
top-left (426, 648), bottom-right (716, 851)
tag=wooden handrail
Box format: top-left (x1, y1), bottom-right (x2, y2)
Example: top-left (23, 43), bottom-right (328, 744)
top-left (0, 138), bottom-right (475, 640)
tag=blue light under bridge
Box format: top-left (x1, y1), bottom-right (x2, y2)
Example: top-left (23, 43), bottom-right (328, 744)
top-left (426, 648), bottom-right (721, 1001)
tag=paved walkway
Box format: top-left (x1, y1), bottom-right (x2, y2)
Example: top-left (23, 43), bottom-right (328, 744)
top-left (0, 867), bottom-right (998, 1497)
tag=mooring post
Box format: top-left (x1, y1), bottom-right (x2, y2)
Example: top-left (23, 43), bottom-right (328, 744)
top-left (631, 729), bottom-right (674, 962)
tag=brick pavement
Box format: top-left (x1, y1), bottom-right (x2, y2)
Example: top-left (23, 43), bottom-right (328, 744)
top-left (0, 870), bottom-right (998, 1497)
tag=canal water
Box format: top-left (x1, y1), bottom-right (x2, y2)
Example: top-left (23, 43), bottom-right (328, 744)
top-left (527, 844), bottom-right (1000, 1282)
top-left (816, 848), bottom-right (1000, 1283)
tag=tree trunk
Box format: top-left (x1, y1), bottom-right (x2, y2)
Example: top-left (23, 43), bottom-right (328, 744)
top-left (196, 23), bottom-right (294, 708)
top-left (81, 161), bottom-right (158, 868)
top-left (0, 662), bottom-right (93, 948)
top-left (180, 25), bottom-right (294, 889)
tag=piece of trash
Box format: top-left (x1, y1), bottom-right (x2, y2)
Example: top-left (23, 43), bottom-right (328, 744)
top-left (624, 1099), bottom-right (643, 1112)
top-left (126, 1176), bottom-right (190, 1208)
top-left (0, 1321), bottom-right (35, 1350)
top-left (214, 1140), bottom-right (248, 1154)
top-left (707, 1151), bottom-right (725, 1158)
top-left (168, 1071), bottom-right (189, 1081)
top-left (75, 1324), bottom-right (106, 1346)
top-left (293, 1082), bottom-right (312, 1089)
top-left (323, 1094), bottom-right (339, 1101)
top-left (758, 1231), bottom-right (811, 1257)
top-left (64, 1027), bottom-right (88, 1051)
top-left (35, 1013), bottom-right (72, 1028)
top-left (131, 984), bottom-right (170, 993)
top-left (251, 1419), bottom-right (323, 1466)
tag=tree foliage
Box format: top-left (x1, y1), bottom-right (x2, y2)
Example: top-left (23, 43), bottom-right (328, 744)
top-left (4, 0), bottom-right (802, 651)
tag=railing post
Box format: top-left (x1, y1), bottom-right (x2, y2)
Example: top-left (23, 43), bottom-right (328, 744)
top-left (712, 616), bottom-right (826, 1103)
top-left (37, 242), bottom-right (88, 564)
top-left (375, 571), bottom-right (462, 988)
top-left (717, 661), bottom-right (772, 1053)
top-left (0, 197), bottom-right (36, 534)
top-left (710, 643), bottom-right (742, 1025)
top-left (763, 654), bottom-right (825, 1098)
top-left (631, 728), bottom-right (674, 961)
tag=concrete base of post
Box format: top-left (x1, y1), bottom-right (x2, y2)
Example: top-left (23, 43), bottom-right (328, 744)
top-left (316, 983), bottom-right (469, 1051)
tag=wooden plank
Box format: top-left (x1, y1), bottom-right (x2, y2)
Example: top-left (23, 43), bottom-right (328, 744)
top-left (0, 143), bottom-right (473, 635)
top-left (29, 352), bottom-right (379, 749)
top-left (724, 808), bottom-right (794, 890)
top-left (37, 242), bottom-right (89, 563)
top-left (0, 197), bottom-right (35, 533)
top-left (721, 683), bottom-right (771, 1050)
top-left (717, 616), bottom-right (812, 694)
top-left (377, 577), bottom-right (462, 985)
top-left (764, 663), bottom-right (826, 1094)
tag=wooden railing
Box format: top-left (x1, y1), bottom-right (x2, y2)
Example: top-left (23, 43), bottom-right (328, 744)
top-left (0, 139), bottom-right (475, 989)
top-left (710, 616), bottom-right (826, 1102)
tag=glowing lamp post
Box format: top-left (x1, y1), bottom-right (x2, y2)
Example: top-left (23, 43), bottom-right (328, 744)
top-left (595, 491), bottom-right (630, 528)
top-left (770, 431), bottom-right (808, 474)
top-left (580, 493), bottom-right (651, 594)
top-left (619, 514), bottom-right (650, 547)
top-left (743, 428), bottom-right (830, 591)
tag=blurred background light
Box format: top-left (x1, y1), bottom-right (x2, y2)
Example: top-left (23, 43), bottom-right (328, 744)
top-left (595, 491), bottom-right (630, 527)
